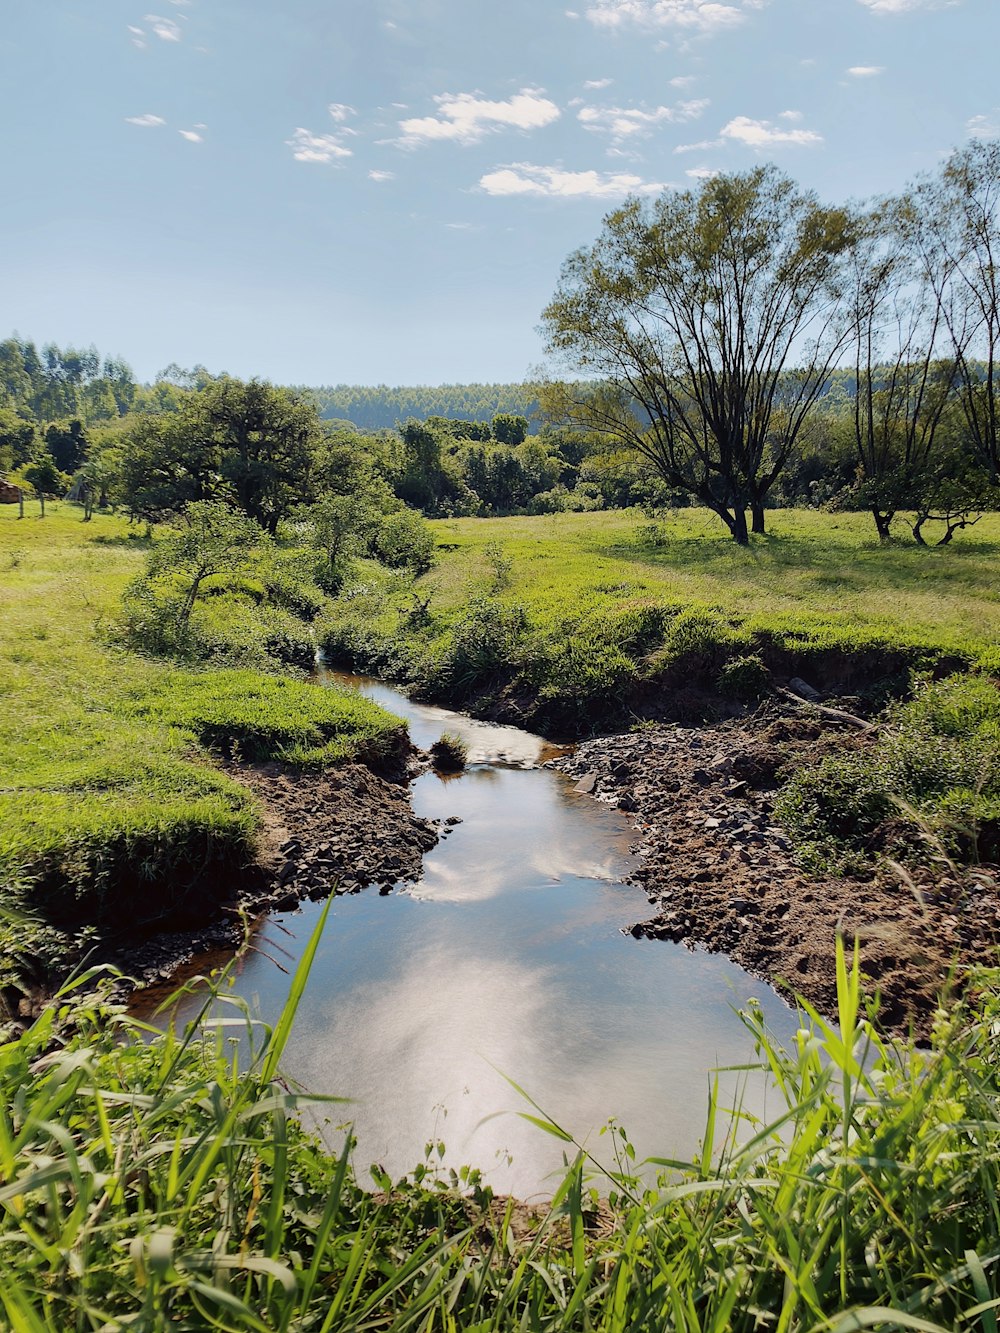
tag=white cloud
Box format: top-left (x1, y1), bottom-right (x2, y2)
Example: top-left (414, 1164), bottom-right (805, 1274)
top-left (368, 169), bottom-right (395, 181)
top-left (721, 114), bottom-right (822, 147)
top-left (144, 13), bottom-right (182, 40)
top-left (327, 103), bottom-right (356, 123)
top-left (670, 75), bottom-right (697, 87)
top-left (578, 97), bottom-right (709, 141)
top-left (778, 109), bottom-right (803, 121)
top-left (125, 113), bottom-right (166, 127)
top-left (127, 24), bottom-right (148, 47)
top-left (674, 136), bottom-right (723, 152)
top-left (686, 165), bottom-right (719, 178)
top-left (286, 127), bottom-right (353, 163)
top-left (846, 64), bottom-right (885, 76)
top-left (445, 221), bottom-right (475, 229)
top-left (179, 129), bottom-right (203, 142)
top-left (968, 111), bottom-right (1000, 138)
top-left (856, 0), bottom-right (956, 11)
top-left (584, 77), bottom-right (614, 89)
top-left (583, 0), bottom-right (764, 34)
top-left (479, 162), bottom-right (666, 199)
top-left (395, 89), bottom-right (560, 148)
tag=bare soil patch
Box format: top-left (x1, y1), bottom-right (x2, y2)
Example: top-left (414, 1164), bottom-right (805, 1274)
top-left (552, 709), bottom-right (1000, 1038)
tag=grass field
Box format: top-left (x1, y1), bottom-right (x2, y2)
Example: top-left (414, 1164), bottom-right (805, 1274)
top-left (319, 508), bottom-right (1000, 729)
top-left (0, 504), bottom-right (403, 989)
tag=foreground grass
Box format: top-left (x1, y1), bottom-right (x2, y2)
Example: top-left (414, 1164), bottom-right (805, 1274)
top-left (0, 506), bottom-right (403, 989)
top-left (319, 509), bottom-right (1000, 729)
top-left (2, 920), bottom-right (999, 1331)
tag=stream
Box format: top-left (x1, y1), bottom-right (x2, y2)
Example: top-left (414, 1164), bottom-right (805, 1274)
top-left (149, 672), bottom-right (800, 1197)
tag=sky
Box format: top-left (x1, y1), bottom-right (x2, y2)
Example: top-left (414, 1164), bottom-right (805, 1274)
top-left (2, 0), bottom-right (998, 386)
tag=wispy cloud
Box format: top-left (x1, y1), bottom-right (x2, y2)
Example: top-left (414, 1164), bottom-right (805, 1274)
top-left (394, 90), bottom-right (560, 148)
top-left (583, 77), bottom-right (614, 89)
top-left (686, 165), bottom-right (719, 178)
top-left (674, 136), bottom-right (723, 153)
top-left (721, 114), bottom-right (822, 147)
top-left (286, 127), bottom-right (353, 163)
top-left (368, 169), bottom-right (395, 181)
top-left (127, 24), bottom-right (147, 48)
top-left (670, 75), bottom-right (697, 87)
top-left (583, 0), bottom-right (766, 34)
top-left (578, 97), bottom-right (709, 141)
top-left (125, 113), bottom-right (166, 127)
top-left (846, 64), bottom-right (885, 75)
top-left (968, 111), bottom-right (1000, 138)
top-left (179, 129), bottom-right (203, 142)
top-left (144, 13), bottom-right (182, 41)
top-left (856, 0), bottom-right (956, 10)
top-left (327, 103), bottom-right (357, 123)
top-left (479, 162), bottom-right (666, 198)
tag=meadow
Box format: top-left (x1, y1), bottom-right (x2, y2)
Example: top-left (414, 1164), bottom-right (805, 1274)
top-left (0, 504), bottom-right (402, 992)
top-left (319, 507), bottom-right (1000, 731)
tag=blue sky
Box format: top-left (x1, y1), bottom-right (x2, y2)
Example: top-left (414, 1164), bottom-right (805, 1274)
top-left (2, 0), bottom-right (997, 385)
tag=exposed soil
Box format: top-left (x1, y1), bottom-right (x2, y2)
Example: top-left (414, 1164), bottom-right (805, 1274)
top-left (114, 758), bottom-right (440, 995)
top-left (552, 706), bottom-right (1000, 1038)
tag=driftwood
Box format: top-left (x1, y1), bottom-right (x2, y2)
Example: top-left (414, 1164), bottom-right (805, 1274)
top-left (776, 685), bottom-right (876, 733)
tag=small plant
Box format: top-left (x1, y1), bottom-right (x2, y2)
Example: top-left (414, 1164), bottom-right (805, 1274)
top-left (718, 652), bottom-right (772, 701)
top-left (483, 540), bottom-right (513, 593)
top-left (430, 731), bottom-right (468, 771)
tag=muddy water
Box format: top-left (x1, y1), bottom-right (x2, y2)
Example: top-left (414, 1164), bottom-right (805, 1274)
top-left (153, 673), bottom-right (799, 1197)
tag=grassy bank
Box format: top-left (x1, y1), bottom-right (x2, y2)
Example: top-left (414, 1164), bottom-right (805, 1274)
top-left (319, 508), bottom-right (1000, 730)
top-left (0, 505), bottom-right (404, 995)
top-left (3, 924), bottom-right (1000, 1330)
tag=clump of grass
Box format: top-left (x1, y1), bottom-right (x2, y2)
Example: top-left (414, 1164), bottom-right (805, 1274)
top-left (430, 731), bottom-right (468, 771)
top-left (4, 926), bottom-right (1000, 1329)
top-left (718, 652), bottom-right (772, 701)
top-left (127, 668), bottom-right (407, 770)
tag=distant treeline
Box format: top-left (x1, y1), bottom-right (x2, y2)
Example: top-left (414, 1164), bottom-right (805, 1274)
top-left (304, 383), bottom-right (542, 432)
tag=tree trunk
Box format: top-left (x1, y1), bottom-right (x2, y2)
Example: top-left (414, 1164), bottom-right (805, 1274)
top-left (872, 509), bottom-right (893, 542)
top-left (751, 502), bottom-right (766, 535)
top-left (731, 508), bottom-right (750, 546)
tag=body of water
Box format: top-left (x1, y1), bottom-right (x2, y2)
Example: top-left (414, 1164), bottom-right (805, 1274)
top-left (145, 673), bottom-right (800, 1197)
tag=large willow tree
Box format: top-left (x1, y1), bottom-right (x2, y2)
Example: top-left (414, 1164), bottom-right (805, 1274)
top-left (540, 167), bottom-right (852, 543)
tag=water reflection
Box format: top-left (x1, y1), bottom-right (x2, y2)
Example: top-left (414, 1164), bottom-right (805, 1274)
top-left (145, 672), bottom-right (799, 1195)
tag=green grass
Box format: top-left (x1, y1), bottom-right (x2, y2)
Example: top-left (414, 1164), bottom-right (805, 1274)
top-left (0, 505), bottom-right (405, 988)
top-left (318, 509), bottom-right (1000, 729)
top-left (3, 922), bottom-right (1000, 1330)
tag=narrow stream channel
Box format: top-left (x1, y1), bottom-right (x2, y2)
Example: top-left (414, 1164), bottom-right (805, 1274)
top-left (151, 673), bottom-right (801, 1197)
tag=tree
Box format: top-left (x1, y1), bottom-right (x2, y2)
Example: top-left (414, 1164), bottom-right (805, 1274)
top-left (144, 500), bottom-right (263, 629)
top-left (492, 413), bottom-right (529, 445)
top-left (199, 378), bottom-right (325, 533)
top-left (540, 167), bottom-right (853, 543)
top-left (846, 202), bottom-right (960, 541)
top-left (44, 420), bottom-right (89, 474)
top-left (119, 410), bottom-right (219, 521)
top-left (300, 493), bottom-right (378, 590)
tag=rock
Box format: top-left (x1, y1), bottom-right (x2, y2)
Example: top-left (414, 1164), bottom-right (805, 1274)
top-left (277, 859), bottom-right (298, 884)
top-left (728, 897), bottom-right (759, 915)
top-left (704, 817), bottom-right (721, 830)
top-left (788, 676), bottom-right (821, 702)
top-left (574, 771), bottom-right (598, 794)
top-left (691, 768), bottom-right (712, 786)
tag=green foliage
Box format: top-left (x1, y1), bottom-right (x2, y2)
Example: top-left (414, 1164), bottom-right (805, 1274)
top-left (778, 674), bottom-right (1000, 867)
top-left (368, 507), bottom-right (435, 572)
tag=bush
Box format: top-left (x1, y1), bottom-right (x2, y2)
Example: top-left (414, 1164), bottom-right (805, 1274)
top-left (369, 509), bottom-right (435, 572)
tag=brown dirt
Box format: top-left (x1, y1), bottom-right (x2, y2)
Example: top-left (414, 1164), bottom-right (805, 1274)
top-left (116, 758), bottom-right (440, 995)
top-left (552, 708), bottom-right (1000, 1038)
